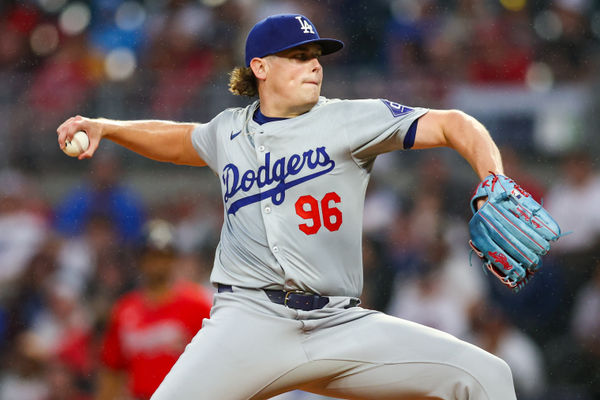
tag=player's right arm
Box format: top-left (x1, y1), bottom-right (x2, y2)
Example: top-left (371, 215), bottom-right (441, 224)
top-left (57, 116), bottom-right (206, 166)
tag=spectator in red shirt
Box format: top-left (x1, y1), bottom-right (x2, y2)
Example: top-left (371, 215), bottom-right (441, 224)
top-left (96, 220), bottom-right (213, 400)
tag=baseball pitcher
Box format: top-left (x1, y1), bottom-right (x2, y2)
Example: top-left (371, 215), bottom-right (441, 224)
top-left (57, 14), bottom-right (562, 400)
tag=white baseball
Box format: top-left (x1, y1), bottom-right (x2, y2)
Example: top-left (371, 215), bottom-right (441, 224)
top-left (62, 130), bottom-right (89, 157)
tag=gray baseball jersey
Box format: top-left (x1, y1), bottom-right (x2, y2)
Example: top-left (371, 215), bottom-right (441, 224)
top-left (151, 97), bottom-right (517, 400)
top-left (191, 96), bottom-right (426, 296)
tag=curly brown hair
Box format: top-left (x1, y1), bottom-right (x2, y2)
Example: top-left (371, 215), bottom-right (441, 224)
top-left (228, 67), bottom-right (258, 97)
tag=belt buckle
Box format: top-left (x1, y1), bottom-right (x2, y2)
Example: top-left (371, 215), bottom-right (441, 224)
top-left (283, 290), bottom-right (305, 307)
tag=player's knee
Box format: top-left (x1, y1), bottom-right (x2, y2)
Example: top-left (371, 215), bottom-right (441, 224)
top-left (468, 352), bottom-right (515, 399)
top-left (489, 354), bottom-right (514, 386)
top-left (428, 363), bottom-right (489, 400)
top-left (449, 346), bottom-right (515, 399)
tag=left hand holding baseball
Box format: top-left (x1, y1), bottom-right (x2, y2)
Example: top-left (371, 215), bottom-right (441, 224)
top-left (468, 173), bottom-right (563, 292)
top-left (57, 115), bottom-right (104, 160)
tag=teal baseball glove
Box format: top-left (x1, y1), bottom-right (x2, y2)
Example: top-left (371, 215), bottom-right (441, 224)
top-left (468, 173), bottom-right (562, 292)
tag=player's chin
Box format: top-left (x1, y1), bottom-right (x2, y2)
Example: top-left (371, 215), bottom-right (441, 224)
top-left (301, 85), bottom-right (321, 102)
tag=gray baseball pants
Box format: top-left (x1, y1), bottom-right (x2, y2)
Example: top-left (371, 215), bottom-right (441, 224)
top-left (151, 286), bottom-right (516, 400)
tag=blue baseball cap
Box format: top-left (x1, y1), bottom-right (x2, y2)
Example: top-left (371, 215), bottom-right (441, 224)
top-left (245, 14), bottom-right (344, 67)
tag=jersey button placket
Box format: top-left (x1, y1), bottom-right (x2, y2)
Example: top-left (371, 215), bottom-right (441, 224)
top-left (256, 134), bottom-right (279, 258)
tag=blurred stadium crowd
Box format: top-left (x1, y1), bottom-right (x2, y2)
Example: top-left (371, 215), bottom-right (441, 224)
top-left (0, 0), bottom-right (599, 399)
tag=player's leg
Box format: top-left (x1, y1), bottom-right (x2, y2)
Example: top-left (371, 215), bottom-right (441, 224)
top-left (253, 358), bottom-right (487, 400)
top-left (299, 360), bottom-right (504, 399)
top-left (150, 289), bottom-right (308, 400)
top-left (295, 311), bottom-right (516, 400)
top-left (270, 391), bottom-right (337, 400)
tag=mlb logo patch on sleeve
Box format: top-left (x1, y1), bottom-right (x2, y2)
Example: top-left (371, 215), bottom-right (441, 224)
top-left (380, 99), bottom-right (413, 117)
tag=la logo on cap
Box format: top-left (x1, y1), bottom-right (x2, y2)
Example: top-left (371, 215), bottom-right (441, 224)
top-left (295, 16), bottom-right (314, 34)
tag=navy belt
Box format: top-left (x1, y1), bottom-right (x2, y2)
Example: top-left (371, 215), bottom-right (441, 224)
top-left (217, 284), bottom-right (359, 311)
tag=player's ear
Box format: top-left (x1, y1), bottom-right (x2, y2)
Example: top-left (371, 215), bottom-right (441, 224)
top-left (250, 57), bottom-right (268, 81)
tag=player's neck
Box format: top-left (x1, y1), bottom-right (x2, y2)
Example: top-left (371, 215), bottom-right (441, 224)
top-left (254, 108), bottom-right (287, 124)
top-left (258, 95), bottom-right (317, 118)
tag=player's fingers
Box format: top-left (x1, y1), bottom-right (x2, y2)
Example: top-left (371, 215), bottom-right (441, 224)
top-left (78, 133), bottom-right (100, 160)
top-left (57, 116), bottom-right (77, 133)
top-left (57, 119), bottom-right (74, 148)
top-left (57, 129), bottom-right (74, 149)
top-left (475, 197), bottom-right (487, 210)
top-left (78, 125), bottom-right (102, 160)
top-left (57, 115), bottom-right (85, 148)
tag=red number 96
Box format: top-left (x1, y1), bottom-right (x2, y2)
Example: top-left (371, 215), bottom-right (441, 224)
top-left (295, 192), bottom-right (342, 235)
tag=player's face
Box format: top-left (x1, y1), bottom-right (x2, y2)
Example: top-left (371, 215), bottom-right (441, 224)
top-left (263, 44), bottom-right (323, 115)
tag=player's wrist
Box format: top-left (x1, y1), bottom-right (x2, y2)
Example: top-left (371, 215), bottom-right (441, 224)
top-left (94, 118), bottom-right (119, 139)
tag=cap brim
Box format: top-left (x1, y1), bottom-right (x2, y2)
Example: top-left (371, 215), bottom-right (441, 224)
top-left (257, 38), bottom-right (344, 60)
top-left (313, 38), bottom-right (344, 55)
